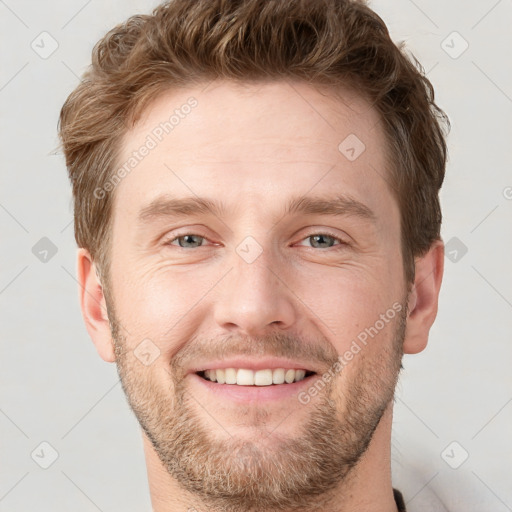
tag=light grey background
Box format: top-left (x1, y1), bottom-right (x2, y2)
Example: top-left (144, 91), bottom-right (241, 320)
top-left (1, 1), bottom-right (511, 511)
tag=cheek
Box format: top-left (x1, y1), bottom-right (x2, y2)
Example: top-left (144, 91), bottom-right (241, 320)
top-left (109, 261), bottom-right (221, 352)
top-left (288, 264), bottom-right (398, 346)
top-left (110, 242), bottom-right (404, 360)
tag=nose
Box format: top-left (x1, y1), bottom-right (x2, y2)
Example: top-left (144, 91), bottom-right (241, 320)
top-left (213, 245), bottom-right (296, 337)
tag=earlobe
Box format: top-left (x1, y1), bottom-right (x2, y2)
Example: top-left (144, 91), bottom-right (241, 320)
top-left (403, 240), bottom-right (444, 354)
top-left (77, 248), bottom-right (116, 362)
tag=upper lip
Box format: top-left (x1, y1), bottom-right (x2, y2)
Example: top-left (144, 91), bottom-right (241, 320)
top-left (187, 357), bottom-right (319, 374)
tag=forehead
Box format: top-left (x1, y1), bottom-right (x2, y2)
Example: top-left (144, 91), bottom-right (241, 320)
top-left (112, 80), bottom-right (395, 226)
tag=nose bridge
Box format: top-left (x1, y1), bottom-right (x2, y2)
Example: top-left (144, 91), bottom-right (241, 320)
top-left (213, 235), bottom-right (296, 335)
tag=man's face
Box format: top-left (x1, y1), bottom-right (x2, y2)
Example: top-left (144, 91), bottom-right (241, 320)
top-left (105, 80), bottom-right (408, 511)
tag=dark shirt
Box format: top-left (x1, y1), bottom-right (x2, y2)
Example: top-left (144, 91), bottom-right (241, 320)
top-left (394, 489), bottom-right (407, 511)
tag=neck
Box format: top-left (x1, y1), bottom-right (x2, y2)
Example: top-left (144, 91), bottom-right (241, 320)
top-left (143, 403), bottom-right (398, 512)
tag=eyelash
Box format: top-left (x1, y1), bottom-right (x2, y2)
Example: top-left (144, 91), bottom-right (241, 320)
top-left (163, 231), bottom-right (348, 249)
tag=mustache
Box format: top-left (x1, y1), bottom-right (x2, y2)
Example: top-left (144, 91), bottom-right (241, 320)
top-left (170, 330), bottom-right (340, 375)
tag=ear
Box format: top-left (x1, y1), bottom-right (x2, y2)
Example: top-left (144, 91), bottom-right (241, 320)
top-left (403, 239), bottom-right (444, 354)
top-left (76, 248), bottom-right (115, 362)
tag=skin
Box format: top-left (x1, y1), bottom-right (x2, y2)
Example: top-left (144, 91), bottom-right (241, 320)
top-left (77, 80), bottom-right (444, 512)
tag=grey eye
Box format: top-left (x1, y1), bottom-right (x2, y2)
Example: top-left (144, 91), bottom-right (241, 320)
top-left (306, 234), bottom-right (338, 249)
top-left (174, 234), bottom-right (205, 248)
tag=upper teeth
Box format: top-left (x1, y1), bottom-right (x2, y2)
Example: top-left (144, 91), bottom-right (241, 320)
top-left (203, 368), bottom-right (307, 386)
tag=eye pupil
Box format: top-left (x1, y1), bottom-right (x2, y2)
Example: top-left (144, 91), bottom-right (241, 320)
top-left (179, 235), bottom-right (203, 248)
top-left (310, 234), bottom-right (335, 248)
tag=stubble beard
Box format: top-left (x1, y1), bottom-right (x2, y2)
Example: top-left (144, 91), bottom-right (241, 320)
top-left (108, 299), bottom-right (406, 512)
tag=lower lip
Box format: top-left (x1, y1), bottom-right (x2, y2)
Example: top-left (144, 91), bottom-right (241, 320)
top-left (188, 372), bottom-right (318, 403)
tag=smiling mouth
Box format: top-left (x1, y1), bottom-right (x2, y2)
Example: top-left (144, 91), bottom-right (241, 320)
top-left (196, 368), bottom-right (316, 386)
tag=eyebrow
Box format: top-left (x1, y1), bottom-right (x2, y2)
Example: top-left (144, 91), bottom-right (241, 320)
top-left (137, 193), bottom-right (376, 225)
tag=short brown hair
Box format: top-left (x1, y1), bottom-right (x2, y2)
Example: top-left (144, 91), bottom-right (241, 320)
top-left (59, 0), bottom-right (449, 286)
